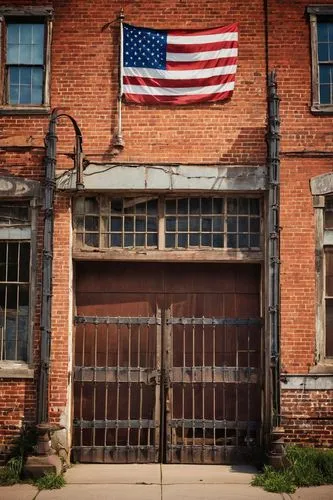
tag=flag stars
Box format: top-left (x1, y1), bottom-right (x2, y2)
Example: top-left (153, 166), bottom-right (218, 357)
top-left (123, 25), bottom-right (167, 69)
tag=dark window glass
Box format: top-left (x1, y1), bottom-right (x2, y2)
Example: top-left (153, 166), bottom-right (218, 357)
top-left (166, 217), bottom-right (176, 232)
top-left (6, 22), bottom-right (45, 105)
top-left (178, 198), bottom-right (188, 214)
top-left (189, 234), bottom-right (200, 246)
top-left (124, 217), bottom-right (134, 232)
top-left (0, 240), bottom-right (30, 362)
top-left (166, 199), bottom-right (176, 214)
top-left (124, 234), bottom-right (134, 247)
top-left (189, 198), bottom-right (200, 214)
top-left (213, 234), bottom-right (223, 248)
top-left (201, 233), bottom-right (211, 246)
top-left (166, 233), bottom-right (175, 248)
top-left (325, 298), bottom-right (333, 356)
top-left (201, 198), bottom-right (212, 214)
top-left (135, 233), bottom-right (145, 246)
top-left (177, 233), bottom-right (188, 247)
top-left (85, 216), bottom-right (99, 231)
top-left (111, 233), bottom-right (122, 247)
top-left (178, 217), bottom-right (188, 232)
top-left (111, 217), bottom-right (122, 231)
top-left (147, 233), bottom-right (157, 247)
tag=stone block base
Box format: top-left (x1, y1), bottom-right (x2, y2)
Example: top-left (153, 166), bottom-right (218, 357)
top-left (23, 453), bottom-right (62, 479)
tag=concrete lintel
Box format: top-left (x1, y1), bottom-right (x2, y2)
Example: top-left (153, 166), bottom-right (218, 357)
top-left (281, 374), bottom-right (333, 390)
top-left (310, 172), bottom-right (333, 196)
top-left (0, 175), bottom-right (41, 199)
top-left (56, 164), bottom-right (267, 192)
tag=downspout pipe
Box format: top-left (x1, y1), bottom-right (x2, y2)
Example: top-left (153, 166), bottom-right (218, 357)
top-left (38, 109), bottom-right (84, 425)
top-left (267, 71), bottom-right (281, 428)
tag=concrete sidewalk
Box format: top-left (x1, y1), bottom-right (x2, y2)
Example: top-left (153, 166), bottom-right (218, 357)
top-left (1, 464), bottom-right (333, 499)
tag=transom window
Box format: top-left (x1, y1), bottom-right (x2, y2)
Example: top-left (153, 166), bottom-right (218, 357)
top-left (73, 196), bottom-right (262, 251)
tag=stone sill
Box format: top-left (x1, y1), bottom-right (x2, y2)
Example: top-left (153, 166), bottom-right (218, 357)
top-left (0, 106), bottom-right (50, 116)
top-left (0, 362), bottom-right (34, 379)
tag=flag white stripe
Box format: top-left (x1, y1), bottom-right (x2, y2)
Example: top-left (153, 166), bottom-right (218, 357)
top-left (123, 82), bottom-right (235, 96)
top-left (166, 48), bottom-right (238, 62)
top-left (167, 32), bottom-right (238, 44)
top-left (123, 65), bottom-right (237, 80)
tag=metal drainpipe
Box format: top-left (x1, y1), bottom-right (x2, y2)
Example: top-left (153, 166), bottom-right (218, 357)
top-left (38, 108), bottom-right (58, 424)
top-left (267, 71), bottom-right (281, 428)
top-left (38, 109), bottom-right (84, 425)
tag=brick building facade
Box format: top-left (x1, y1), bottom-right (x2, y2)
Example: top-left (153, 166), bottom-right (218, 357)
top-left (0, 0), bottom-right (332, 464)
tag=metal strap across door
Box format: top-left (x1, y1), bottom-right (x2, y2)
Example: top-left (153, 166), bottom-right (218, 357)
top-left (72, 262), bottom-right (262, 464)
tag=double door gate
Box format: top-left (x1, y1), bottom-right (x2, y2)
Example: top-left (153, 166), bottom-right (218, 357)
top-left (72, 262), bottom-right (262, 464)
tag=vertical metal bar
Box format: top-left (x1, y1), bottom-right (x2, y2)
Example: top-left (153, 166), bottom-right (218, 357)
top-left (138, 323), bottom-right (142, 453)
top-left (93, 322), bottom-right (97, 449)
top-left (116, 319), bottom-right (120, 448)
top-left (127, 323), bottom-right (131, 451)
top-left (212, 322), bottom-right (216, 455)
top-left (147, 323), bottom-right (151, 450)
top-left (182, 322), bottom-right (186, 454)
top-left (235, 323), bottom-right (239, 447)
top-left (223, 321), bottom-right (227, 453)
top-left (247, 325), bottom-right (251, 445)
top-left (104, 324), bottom-right (109, 455)
top-left (202, 318), bottom-right (205, 462)
top-left (15, 243), bottom-right (20, 360)
top-left (155, 305), bottom-right (162, 462)
top-left (192, 317), bottom-right (195, 459)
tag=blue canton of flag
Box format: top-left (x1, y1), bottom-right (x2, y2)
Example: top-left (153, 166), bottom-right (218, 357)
top-left (124, 24), bottom-right (167, 70)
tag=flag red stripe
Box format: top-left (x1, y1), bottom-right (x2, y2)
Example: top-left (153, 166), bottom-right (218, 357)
top-left (124, 90), bottom-right (234, 105)
top-left (168, 24), bottom-right (238, 37)
top-left (166, 57), bottom-right (238, 70)
top-left (167, 40), bottom-right (238, 53)
top-left (124, 73), bottom-right (235, 89)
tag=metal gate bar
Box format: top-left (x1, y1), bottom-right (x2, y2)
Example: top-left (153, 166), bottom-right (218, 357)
top-left (167, 317), bottom-right (262, 464)
top-left (72, 315), bottom-right (161, 463)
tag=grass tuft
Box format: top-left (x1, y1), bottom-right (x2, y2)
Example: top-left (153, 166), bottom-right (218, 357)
top-left (252, 446), bottom-right (333, 493)
top-left (34, 472), bottom-right (66, 490)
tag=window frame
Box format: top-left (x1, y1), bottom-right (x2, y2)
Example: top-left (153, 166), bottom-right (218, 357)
top-left (0, 6), bottom-right (53, 115)
top-left (308, 5), bottom-right (333, 113)
top-left (312, 194), bottom-right (333, 371)
top-left (72, 194), bottom-right (264, 261)
top-left (0, 177), bottom-right (40, 378)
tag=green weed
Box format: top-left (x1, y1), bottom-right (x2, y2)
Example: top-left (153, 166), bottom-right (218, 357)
top-left (34, 472), bottom-right (66, 490)
top-left (252, 446), bottom-right (333, 493)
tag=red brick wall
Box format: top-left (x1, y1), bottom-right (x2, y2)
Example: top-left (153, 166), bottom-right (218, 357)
top-left (1, 0), bottom-right (332, 458)
top-left (269, 0), bottom-right (333, 446)
top-left (281, 390), bottom-right (333, 447)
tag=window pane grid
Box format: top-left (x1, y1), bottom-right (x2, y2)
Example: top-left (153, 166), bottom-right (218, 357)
top-left (0, 241), bottom-right (30, 361)
top-left (0, 202), bottom-right (30, 227)
top-left (6, 22), bottom-right (45, 105)
top-left (74, 196), bottom-right (261, 251)
top-left (165, 197), bottom-right (260, 249)
top-left (74, 197), bottom-right (159, 249)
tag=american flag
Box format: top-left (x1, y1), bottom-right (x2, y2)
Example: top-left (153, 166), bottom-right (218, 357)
top-left (122, 23), bottom-right (238, 105)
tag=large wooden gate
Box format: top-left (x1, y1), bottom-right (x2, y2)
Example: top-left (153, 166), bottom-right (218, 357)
top-left (72, 262), bottom-right (262, 464)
